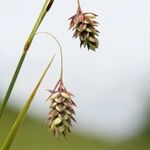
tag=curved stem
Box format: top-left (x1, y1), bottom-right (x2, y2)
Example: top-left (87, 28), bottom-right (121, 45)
top-left (36, 32), bottom-right (64, 80)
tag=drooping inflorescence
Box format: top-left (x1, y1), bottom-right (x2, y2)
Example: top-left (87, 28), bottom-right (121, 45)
top-left (47, 80), bottom-right (76, 138)
top-left (69, 0), bottom-right (99, 51)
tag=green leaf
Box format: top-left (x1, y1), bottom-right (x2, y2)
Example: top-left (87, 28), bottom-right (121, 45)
top-left (1, 56), bottom-right (55, 150)
top-left (0, 0), bottom-right (55, 120)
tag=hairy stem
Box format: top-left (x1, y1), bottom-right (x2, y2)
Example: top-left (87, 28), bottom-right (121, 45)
top-left (0, 0), bottom-right (54, 119)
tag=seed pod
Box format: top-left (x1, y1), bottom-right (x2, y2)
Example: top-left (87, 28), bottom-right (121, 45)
top-left (54, 98), bottom-right (62, 103)
top-left (64, 114), bottom-right (69, 120)
top-left (69, 7), bottom-right (99, 51)
top-left (61, 92), bottom-right (70, 99)
top-left (84, 13), bottom-right (97, 19)
top-left (50, 92), bottom-right (60, 100)
top-left (47, 80), bottom-right (76, 138)
top-left (53, 117), bottom-right (62, 125)
top-left (56, 105), bottom-right (62, 112)
top-left (59, 125), bottom-right (65, 133)
top-left (50, 102), bottom-right (57, 108)
top-left (65, 109), bottom-right (72, 115)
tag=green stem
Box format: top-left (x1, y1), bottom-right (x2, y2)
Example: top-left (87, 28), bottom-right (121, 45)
top-left (0, 51), bottom-right (27, 118)
top-left (24, 0), bottom-right (54, 51)
top-left (1, 56), bottom-right (55, 150)
top-left (0, 0), bottom-right (54, 119)
top-left (36, 32), bottom-right (64, 80)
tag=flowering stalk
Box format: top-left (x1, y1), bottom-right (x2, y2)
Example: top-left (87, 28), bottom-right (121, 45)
top-left (36, 32), bottom-right (64, 80)
top-left (69, 0), bottom-right (99, 51)
top-left (0, 0), bottom-right (55, 119)
top-left (47, 80), bottom-right (76, 138)
top-left (1, 56), bottom-right (54, 150)
top-left (41, 33), bottom-right (76, 138)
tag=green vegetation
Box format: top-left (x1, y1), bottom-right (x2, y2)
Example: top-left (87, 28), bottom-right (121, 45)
top-left (0, 106), bottom-right (149, 150)
top-left (1, 57), bottom-right (54, 150)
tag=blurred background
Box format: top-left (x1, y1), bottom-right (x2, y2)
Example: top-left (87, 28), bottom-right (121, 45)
top-left (0, 0), bottom-right (150, 149)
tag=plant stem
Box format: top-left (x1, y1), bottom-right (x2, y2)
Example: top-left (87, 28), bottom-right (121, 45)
top-left (1, 56), bottom-right (55, 150)
top-left (36, 32), bottom-right (64, 80)
top-left (77, 0), bottom-right (81, 10)
top-left (0, 51), bottom-right (26, 118)
top-left (24, 0), bottom-right (54, 51)
top-left (77, 0), bottom-right (80, 6)
top-left (0, 0), bottom-right (54, 119)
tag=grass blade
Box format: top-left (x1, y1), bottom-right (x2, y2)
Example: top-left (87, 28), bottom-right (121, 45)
top-left (0, 51), bottom-right (26, 119)
top-left (1, 56), bottom-right (54, 150)
top-left (0, 0), bottom-right (54, 119)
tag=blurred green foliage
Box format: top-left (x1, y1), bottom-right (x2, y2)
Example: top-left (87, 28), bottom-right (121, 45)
top-left (0, 106), bottom-right (149, 150)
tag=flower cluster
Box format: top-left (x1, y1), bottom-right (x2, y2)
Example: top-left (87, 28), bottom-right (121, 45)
top-left (69, 5), bottom-right (99, 51)
top-left (47, 80), bottom-right (76, 138)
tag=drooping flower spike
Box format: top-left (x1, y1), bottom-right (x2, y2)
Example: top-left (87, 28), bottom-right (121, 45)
top-left (69, 0), bottom-right (99, 51)
top-left (47, 80), bottom-right (76, 138)
top-left (37, 32), bottom-right (76, 138)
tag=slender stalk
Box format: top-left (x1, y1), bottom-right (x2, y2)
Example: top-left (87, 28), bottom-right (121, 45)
top-left (1, 56), bottom-right (55, 150)
top-left (77, 0), bottom-right (81, 11)
top-left (0, 0), bottom-right (54, 119)
top-left (0, 51), bottom-right (26, 118)
top-left (77, 0), bottom-right (80, 7)
top-left (36, 32), bottom-right (64, 80)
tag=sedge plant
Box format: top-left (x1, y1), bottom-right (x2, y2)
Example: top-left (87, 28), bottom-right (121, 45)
top-left (0, 0), bottom-right (54, 119)
top-left (36, 32), bottom-right (76, 138)
top-left (1, 30), bottom-right (69, 149)
top-left (1, 56), bottom-right (54, 150)
top-left (0, 0), bottom-right (99, 149)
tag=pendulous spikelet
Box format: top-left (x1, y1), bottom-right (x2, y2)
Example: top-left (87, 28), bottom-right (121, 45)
top-left (69, 1), bottom-right (99, 51)
top-left (47, 80), bottom-right (76, 138)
